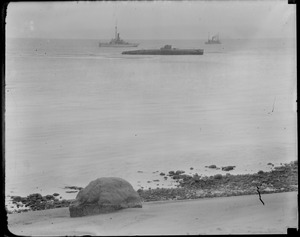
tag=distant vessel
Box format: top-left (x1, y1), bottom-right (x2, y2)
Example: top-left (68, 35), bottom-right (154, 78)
top-left (205, 33), bottom-right (221, 44)
top-left (99, 26), bottom-right (139, 47)
top-left (122, 45), bottom-right (204, 55)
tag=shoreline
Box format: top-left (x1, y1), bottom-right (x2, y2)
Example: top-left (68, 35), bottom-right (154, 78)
top-left (138, 160), bottom-right (298, 202)
top-left (8, 191), bottom-right (298, 235)
top-left (6, 160), bottom-right (297, 213)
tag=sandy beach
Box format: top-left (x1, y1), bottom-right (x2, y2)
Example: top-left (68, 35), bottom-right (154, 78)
top-left (7, 191), bottom-right (297, 235)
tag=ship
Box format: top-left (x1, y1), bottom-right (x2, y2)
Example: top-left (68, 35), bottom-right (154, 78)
top-left (122, 45), bottom-right (204, 55)
top-left (99, 26), bottom-right (139, 47)
top-left (205, 33), bottom-right (221, 44)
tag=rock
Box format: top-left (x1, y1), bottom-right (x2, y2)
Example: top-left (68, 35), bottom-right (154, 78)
top-left (274, 166), bottom-right (285, 171)
top-left (168, 171), bottom-right (175, 176)
top-left (28, 193), bottom-right (42, 200)
top-left (45, 195), bottom-right (54, 200)
top-left (11, 196), bottom-right (22, 202)
top-left (159, 172), bottom-right (165, 176)
top-left (192, 173), bottom-right (200, 180)
top-left (175, 170), bottom-right (185, 175)
top-left (64, 186), bottom-right (83, 190)
top-left (172, 175), bottom-right (181, 180)
top-left (222, 166), bottom-right (236, 171)
top-left (66, 190), bottom-right (78, 193)
top-left (214, 174), bottom-right (223, 180)
top-left (207, 165), bottom-right (217, 169)
top-left (69, 177), bottom-right (142, 217)
top-left (181, 174), bottom-right (192, 181)
top-left (53, 193), bottom-right (60, 196)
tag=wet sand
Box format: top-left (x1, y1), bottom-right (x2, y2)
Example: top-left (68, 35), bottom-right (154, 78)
top-left (8, 191), bottom-right (297, 235)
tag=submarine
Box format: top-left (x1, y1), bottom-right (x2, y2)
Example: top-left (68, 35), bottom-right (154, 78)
top-left (122, 45), bottom-right (204, 55)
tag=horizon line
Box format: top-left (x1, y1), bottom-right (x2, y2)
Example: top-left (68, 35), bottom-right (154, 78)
top-left (6, 36), bottom-right (296, 41)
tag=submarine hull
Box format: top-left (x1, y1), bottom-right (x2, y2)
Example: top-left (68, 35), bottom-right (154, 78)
top-left (122, 49), bottom-right (204, 55)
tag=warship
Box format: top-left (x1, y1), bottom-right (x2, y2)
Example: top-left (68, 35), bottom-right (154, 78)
top-left (99, 26), bottom-right (139, 47)
top-left (205, 33), bottom-right (221, 44)
top-left (122, 45), bottom-right (204, 55)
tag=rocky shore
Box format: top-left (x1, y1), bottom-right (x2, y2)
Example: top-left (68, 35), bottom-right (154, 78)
top-left (7, 186), bottom-right (82, 213)
top-left (138, 161), bottom-right (298, 202)
top-left (7, 161), bottom-right (297, 213)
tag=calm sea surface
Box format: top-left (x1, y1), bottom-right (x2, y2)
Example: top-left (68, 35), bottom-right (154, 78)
top-left (5, 38), bottom-right (297, 199)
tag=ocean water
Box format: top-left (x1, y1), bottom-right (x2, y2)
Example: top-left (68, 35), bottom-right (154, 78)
top-left (5, 38), bottom-right (297, 200)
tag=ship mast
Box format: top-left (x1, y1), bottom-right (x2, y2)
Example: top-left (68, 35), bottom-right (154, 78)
top-left (115, 25), bottom-right (118, 40)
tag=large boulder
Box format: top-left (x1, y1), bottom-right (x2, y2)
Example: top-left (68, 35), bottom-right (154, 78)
top-left (69, 177), bottom-right (142, 217)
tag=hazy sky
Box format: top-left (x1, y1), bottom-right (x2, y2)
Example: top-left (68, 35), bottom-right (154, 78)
top-left (6, 0), bottom-right (296, 40)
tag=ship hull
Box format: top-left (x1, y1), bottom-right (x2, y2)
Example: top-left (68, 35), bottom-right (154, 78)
top-left (122, 49), bottom-right (204, 55)
top-left (99, 43), bottom-right (139, 47)
top-left (205, 42), bottom-right (221, 44)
